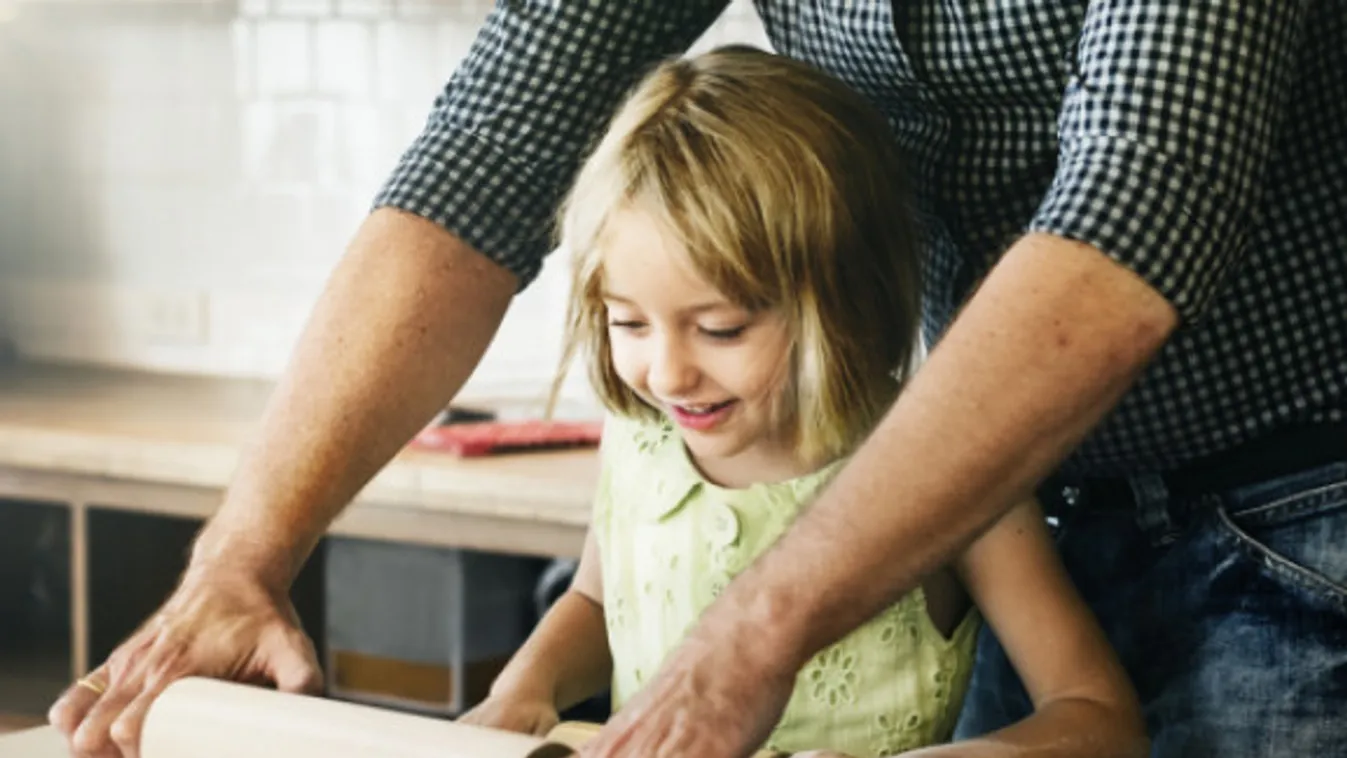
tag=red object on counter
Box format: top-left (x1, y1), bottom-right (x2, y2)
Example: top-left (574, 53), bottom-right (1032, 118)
top-left (410, 419), bottom-right (604, 457)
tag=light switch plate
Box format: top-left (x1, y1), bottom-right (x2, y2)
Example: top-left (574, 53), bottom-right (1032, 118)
top-left (136, 289), bottom-right (209, 345)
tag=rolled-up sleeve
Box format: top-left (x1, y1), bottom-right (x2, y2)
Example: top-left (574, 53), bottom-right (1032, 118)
top-left (1029, 1), bottom-right (1307, 320)
top-left (374, 1), bottom-right (730, 289)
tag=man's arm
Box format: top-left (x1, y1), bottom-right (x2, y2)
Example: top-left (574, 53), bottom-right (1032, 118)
top-left (730, 233), bottom-right (1176, 663)
top-left (51, 210), bottom-right (518, 758)
top-left (192, 209), bottom-right (517, 587)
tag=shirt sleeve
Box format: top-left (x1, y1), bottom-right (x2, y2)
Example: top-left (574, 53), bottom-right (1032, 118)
top-left (1028, 1), bottom-right (1307, 320)
top-left (372, 1), bottom-right (730, 290)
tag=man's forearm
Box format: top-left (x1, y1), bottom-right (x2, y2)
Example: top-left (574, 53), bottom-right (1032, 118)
top-left (708, 233), bottom-right (1179, 669)
top-left (192, 208), bottom-right (518, 590)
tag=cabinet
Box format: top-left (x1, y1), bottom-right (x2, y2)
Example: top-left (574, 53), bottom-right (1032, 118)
top-left (0, 500), bottom-right (67, 725)
top-left (0, 499), bottom-right (325, 722)
top-left (325, 539), bottom-right (546, 715)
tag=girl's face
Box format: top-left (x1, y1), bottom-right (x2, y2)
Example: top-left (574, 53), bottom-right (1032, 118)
top-left (600, 206), bottom-right (804, 484)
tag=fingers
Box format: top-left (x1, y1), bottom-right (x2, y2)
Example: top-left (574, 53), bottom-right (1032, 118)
top-left (48, 666), bottom-right (110, 740)
top-left (576, 708), bottom-right (655, 758)
top-left (71, 641), bottom-right (167, 758)
top-left (264, 627), bottom-right (323, 694)
top-left (107, 688), bottom-right (166, 758)
top-left (103, 637), bottom-right (190, 758)
top-left (458, 697), bottom-right (560, 737)
top-left (67, 622), bottom-right (190, 758)
top-left (535, 710), bottom-right (560, 737)
top-left (70, 680), bottom-right (138, 758)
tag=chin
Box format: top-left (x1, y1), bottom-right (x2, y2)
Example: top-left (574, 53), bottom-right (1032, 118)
top-left (683, 434), bottom-right (748, 463)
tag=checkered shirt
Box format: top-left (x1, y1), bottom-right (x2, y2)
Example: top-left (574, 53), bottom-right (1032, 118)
top-left (374, 1), bottom-right (1347, 476)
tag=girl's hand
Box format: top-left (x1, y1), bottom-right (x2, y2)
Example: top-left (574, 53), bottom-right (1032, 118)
top-left (458, 694), bottom-right (560, 736)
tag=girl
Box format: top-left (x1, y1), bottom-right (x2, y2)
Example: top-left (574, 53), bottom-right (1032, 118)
top-left (462, 47), bottom-right (1146, 758)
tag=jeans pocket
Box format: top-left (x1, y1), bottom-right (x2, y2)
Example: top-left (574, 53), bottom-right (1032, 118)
top-left (1214, 463), bottom-right (1347, 613)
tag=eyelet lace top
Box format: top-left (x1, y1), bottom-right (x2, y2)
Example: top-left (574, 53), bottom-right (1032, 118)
top-left (594, 415), bottom-right (979, 757)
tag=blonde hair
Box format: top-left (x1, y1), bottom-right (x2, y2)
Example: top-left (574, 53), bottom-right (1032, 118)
top-left (554, 45), bottom-right (922, 464)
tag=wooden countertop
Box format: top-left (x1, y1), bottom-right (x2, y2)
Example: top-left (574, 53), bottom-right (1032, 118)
top-left (0, 363), bottom-right (599, 556)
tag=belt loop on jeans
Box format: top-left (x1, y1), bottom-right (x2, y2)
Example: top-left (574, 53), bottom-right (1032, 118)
top-left (1130, 471), bottom-right (1176, 545)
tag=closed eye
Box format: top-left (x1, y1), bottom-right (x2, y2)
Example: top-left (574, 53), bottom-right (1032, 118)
top-left (608, 319), bottom-right (647, 331)
top-left (700, 325), bottom-right (747, 341)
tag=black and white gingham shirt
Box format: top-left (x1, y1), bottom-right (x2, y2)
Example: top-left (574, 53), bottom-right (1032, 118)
top-left (374, 1), bottom-right (1346, 477)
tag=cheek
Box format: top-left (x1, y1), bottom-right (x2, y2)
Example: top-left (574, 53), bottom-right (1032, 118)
top-left (732, 346), bottom-right (793, 403)
top-left (607, 335), bottom-right (645, 387)
top-left (750, 330), bottom-right (795, 392)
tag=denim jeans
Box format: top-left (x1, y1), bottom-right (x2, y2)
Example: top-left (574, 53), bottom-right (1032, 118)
top-left (954, 462), bottom-right (1347, 755)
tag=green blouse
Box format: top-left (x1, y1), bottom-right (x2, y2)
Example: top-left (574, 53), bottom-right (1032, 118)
top-left (593, 415), bottom-right (979, 757)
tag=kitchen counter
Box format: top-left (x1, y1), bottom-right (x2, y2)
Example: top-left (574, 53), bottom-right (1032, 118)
top-left (0, 362), bottom-right (598, 549)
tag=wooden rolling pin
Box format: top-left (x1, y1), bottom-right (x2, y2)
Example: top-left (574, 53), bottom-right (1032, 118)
top-left (136, 679), bottom-right (785, 758)
top-left (547, 721), bottom-right (785, 758)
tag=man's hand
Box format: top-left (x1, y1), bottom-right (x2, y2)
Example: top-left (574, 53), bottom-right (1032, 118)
top-left (45, 211), bottom-right (516, 757)
top-left (576, 627), bottom-right (797, 758)
top-left (48, 566), bottom-right (320, 758)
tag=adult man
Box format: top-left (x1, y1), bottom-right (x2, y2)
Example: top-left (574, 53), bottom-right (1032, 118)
top-left (51, 2), bottom-right (1346, 756)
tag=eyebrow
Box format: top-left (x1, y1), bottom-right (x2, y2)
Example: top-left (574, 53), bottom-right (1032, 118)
top-left (600, 291), bottom-right (740, 315)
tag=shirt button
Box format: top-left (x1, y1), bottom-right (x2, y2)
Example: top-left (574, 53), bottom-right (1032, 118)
top-left (710, 502), bottom-right (741, 547)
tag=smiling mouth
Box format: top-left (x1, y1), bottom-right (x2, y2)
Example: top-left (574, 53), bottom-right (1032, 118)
top-left (673, 400), bottom-right (735, 415)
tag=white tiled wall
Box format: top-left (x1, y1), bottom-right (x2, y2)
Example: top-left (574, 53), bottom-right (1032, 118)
top-left (0, 0), bottom-right (769, 403)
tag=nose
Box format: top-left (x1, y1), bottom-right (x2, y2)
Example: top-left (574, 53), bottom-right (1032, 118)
top-left (646, 332), bottom-right (700, 399)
